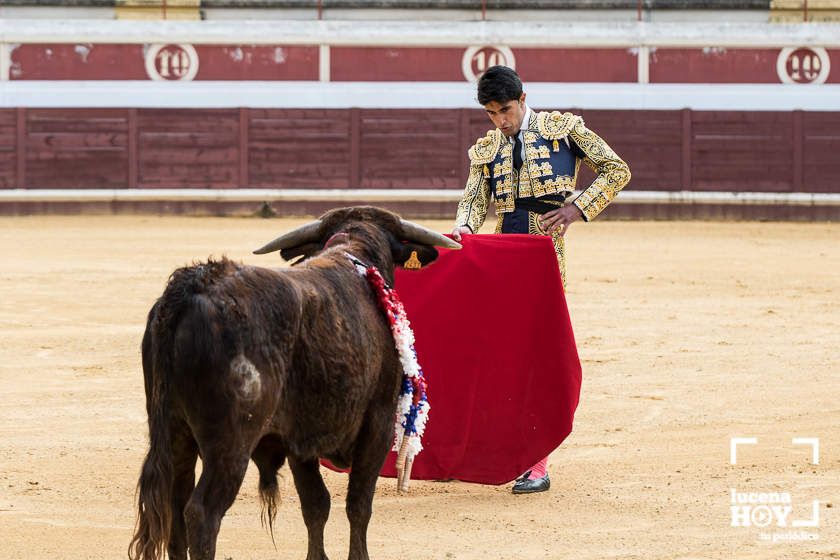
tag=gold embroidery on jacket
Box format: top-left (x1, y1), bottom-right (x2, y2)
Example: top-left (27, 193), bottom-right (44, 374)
top-left (535, 145), bottom-right (551, 160)
top-left (495, 141), bottom-right (514, 197)
top-left (468, 129), bottom-right (502, 164)
top-left (457, 129), bottom-right (502, 232)
top-left (527, 213), bottom-right (568, 287)
top-left (532, 176), bottom-right (576, 198)
top-left (568, 119), bottom-right (631, 222)
top-left (537, 111), bottom-right (579, 139)
top-left (455, 163), bottom-right (491, 234)
top-left (457, 111), bottom-right (629, 226)
top-left (495, 194), bottom-right (515, 213)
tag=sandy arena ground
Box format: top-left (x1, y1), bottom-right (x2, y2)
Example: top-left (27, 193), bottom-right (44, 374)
top-left (0, 215), bottom-right (838, 560)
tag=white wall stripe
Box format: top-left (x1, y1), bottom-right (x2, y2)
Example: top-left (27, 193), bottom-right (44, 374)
top-left (637, 45), bottom-right (649, 85)
top-left (0, 42), bottom-right (9, 82)
top-left (3, 189), bottom-right (840, 206)
top-left (319, 44), bottom-right (330, 83)
top-left (2, 20), bottom-right (840, 48)
top-left (4, 81), bottom-right (840, 111)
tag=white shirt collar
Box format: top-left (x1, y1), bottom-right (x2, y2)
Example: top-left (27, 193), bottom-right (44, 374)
top-left (519, 105), bottom-right (532, 135)
top-left (510, 105), bottom-right (532, 143)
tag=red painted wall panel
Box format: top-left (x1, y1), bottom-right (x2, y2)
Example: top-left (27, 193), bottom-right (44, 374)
top-left (577, 109), bottom-right (682, 189)
top-left (802, 111), bottom-right (840, 192)
top-left (331, 47), bottom-right (465, 81)
top-left (25, 109), bottom-right (128, 188)
top-left (331, 46), bottom-right (636, 83)
top-left (8, 43), bottom-right (837, 85)
top-left (248, 109), bottom-right (351, 188)
top-left (359, 109), bottom-right (463, 188)
top-left (10, 44), bottom-right (147, 80)
top-left (194, 46), bottom-right (319, 80)
top-left (515, 48), bottom-right (637, 83)
top-left (6, 107), bottom-right (834, 193)
top-left (0, 110), bottom-right (17, 188)
top-left (9, 44), bottom-right (318, 81)
top-left (690, 111), bottom-right (793, 191)
top-left (652, 47), bottom-right (839, 85)
top-left (137, 109), bottom-right (239, 188)
top-left (650, 48), bottom-right (780, 84)
top-left (829, 49), bottom-right (840, 84)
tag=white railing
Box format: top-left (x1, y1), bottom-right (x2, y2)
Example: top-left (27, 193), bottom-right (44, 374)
top-left (3, 188), bottom-right (839, 206)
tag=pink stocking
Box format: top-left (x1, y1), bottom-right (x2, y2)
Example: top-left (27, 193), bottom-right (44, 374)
top-left (527, 456), bottom-right (548, 480)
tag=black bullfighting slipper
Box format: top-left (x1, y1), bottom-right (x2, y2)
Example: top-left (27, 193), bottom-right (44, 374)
top-left (514, 470), bottom-right (532, 482)
top-left (512, 473), bottom-right (550, 494)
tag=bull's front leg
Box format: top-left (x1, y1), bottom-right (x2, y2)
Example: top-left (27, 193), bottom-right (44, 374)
top-left (346, 410), bottom-right (393, 560)
top-left (289, 457), bottom-right (331, 560)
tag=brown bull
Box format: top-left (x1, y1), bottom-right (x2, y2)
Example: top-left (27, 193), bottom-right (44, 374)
top-left (129, 207), bottom-right (459, 560)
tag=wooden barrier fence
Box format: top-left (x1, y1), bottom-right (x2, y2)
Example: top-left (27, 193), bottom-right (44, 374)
top-left (2, 108), bottom-right (839, 193)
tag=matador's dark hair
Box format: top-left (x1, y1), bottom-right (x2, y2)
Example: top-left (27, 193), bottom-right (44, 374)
top-left (477, 65), bottom-right (523, 106)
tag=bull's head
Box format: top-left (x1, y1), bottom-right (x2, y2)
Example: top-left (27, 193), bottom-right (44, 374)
top-left (253, 206), bottom-right (461, 274)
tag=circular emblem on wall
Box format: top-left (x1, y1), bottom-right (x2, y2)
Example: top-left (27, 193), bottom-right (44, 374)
top-left (462, 46), bottom-right (516, 82)
top-left (777, 47), bottom-right (830, 85)
top-left (145, 44), bottom-right (200, 81)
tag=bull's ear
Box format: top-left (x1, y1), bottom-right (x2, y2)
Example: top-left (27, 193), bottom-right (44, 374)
top-left (280, 242), bottom-right (322, 266)
top-left (393, 242), bottom-right (439, 270)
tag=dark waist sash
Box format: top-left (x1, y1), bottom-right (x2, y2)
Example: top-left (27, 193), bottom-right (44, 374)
top-left (514, 196), bottom-right (569, 215)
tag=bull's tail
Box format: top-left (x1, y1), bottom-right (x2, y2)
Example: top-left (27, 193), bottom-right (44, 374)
top-left (129, 303), bottom-right (174, 560)
top-left (252, 436), bottom-right (286, 546)
top-left (129, 419), bottom-right (173, 560)
top-left (258, 467), bottom-right (280, 546)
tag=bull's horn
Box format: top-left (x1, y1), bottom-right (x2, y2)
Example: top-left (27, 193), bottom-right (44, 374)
top-left (253, 220), bottom-right (323, 254)
top-left (400, 219), bottom-right (462, 249)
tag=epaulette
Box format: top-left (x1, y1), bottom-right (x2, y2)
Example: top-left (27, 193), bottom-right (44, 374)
top-left (467, 129), bottom-right (502, 165)
top-left (536, 111), bottom-right (582, 140)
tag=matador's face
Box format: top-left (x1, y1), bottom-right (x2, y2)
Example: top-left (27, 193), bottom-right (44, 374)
top-left (483, 93), bottom-right (527, 138)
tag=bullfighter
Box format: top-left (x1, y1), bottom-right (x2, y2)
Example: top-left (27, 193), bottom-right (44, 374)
top-left (450, 65), bottom-right (631, 494)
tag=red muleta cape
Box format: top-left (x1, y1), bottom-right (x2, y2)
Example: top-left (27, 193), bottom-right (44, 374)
top-left (377, 233), bottom-right (582, 485)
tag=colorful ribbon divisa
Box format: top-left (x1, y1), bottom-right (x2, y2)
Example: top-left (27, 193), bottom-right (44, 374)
top-left (347, 253), bottom-right (430, 492)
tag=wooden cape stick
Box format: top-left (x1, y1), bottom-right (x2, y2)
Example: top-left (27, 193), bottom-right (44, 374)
top-left (395, 436), bottom-right (416, 493)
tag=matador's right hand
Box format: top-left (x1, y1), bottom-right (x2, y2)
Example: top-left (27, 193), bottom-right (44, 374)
top-left (450, 226), bottom-right (472, 242)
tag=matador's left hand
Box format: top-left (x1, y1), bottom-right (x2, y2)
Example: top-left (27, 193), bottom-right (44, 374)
top-left (539, 205), bottom-right (584, 237)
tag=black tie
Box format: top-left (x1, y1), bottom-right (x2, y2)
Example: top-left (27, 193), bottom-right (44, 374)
top-left (513, 135), bottom-right (523, 171)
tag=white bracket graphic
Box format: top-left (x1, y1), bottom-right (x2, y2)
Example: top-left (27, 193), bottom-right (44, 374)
top-left (793, 500), bottom-right (821, 527)
top-left (791, 437), bottom-right (820, 465)
top-left (730, 437), bottom-right (758, 465)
